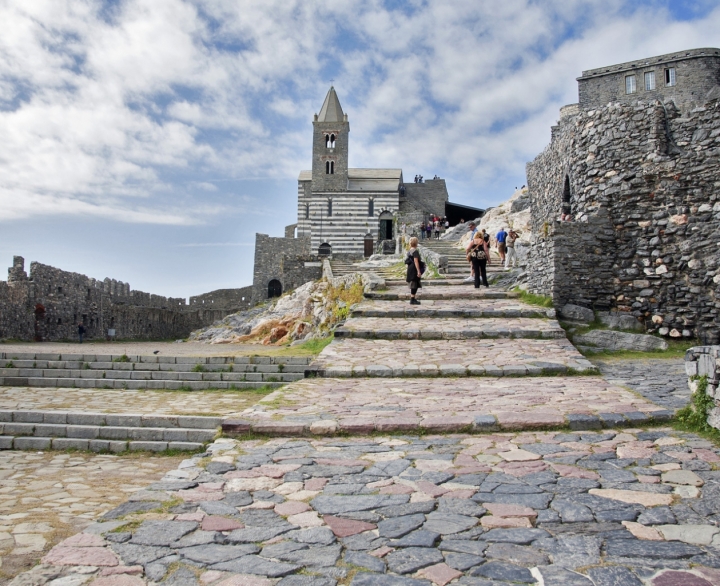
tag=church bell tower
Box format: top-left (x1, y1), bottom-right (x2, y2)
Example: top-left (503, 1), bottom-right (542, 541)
top-left (311, 87), bottom-right (349, 192)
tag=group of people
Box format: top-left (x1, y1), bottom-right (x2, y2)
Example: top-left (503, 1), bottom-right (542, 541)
top-left (419, 216), bottom-right (450, 240)
top-left (406, 222), bottom-right (520, 302)
top-left (463, 224), bottom-right (519, 287)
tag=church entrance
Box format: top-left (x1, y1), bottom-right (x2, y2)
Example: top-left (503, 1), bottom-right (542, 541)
top-left (364, 234), bottom-right (374, 258)
top-left (268, 279), bottom-right (282, 298)
top-left (378, 212), bottom-right (393, 241)
top-left (318, 243), bottom-right (332, 256)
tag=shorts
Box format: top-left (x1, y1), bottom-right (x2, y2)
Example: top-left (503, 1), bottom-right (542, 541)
top-left (498, 243), bottom-right (506, 254)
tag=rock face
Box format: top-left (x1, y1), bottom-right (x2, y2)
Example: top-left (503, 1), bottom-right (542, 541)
top-left (190, 273), bottom-right (371, 345)
top-left (573, 330), bottom-right (668, 352)
top-left (559, 304), bottom-right (594, 324)
top-left (525, 94), bottom-right (720, 342)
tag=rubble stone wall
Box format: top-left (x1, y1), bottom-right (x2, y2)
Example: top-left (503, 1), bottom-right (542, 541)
top-left (189, 286), bottom-right (254, 312)
top-left (0, 257), bottom-right (229, 342)
top-left (684, 345), bottom-right (720, 431)
top-left (526, 97), bottom-right (720, 342)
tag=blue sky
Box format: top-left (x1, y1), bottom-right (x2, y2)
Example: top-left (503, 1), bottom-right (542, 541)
top-left (1, 0), bottom-right (719, 298)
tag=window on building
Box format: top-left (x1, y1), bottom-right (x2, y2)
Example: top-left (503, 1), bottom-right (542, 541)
top-left (665, 67), bottom-right (676, 86)
top-left (305, 203), bottom-right (309, 219)
top-left (644, 71), bottom-right (655, 91)
top-left (327, 199), bottom-right (332, 217)
top-left (325, 133), bottom-right (336, 148)
top-left (368, 199), bottom-right (374, 216)
top-left (625, 75), bottom-right (636, 94)
top-left (325, 161), bottom-right (334, 175)
top-left (330, 161), bottom-right (334, 174)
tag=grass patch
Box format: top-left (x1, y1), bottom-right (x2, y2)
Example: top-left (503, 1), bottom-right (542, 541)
top-left (191, 364), bottom-right (205, 372)
top-left (112, 354), bottom-right (131, 363)
top-left (513, 287), bottom-right (553, 308)
top-left (674, 375), bottom-right (720, 445)
top-left (582, 339), bottom-right (696, 360)
top-left (289, 335), bottom-right (333, 355)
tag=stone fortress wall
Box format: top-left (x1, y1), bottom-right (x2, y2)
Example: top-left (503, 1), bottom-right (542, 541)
top-left (0, 257), bottom-right (232, 342)
top-left (526, 48), bottom-right (720, 343)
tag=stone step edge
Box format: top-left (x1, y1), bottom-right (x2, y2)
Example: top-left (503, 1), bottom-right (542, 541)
top-left (304, 364), bottom-right (599, 378)
top-left (221, 410), bottom-right (675, 436)
top-left (333, 329), bottom-right (567, 340)
top-left (0, 378), bottom-right (286, 390)
top-left (0, 370), bottom-right (304, 381)
top-left (0, 353), bottom-right (313, 365)
top-left (0, 423), bottom-right (216, 442)
top-left (0, 410), bottom-right (222, 428)
top-left (365, 293), bottom-right (517, 300)
top-left (350, 310), bottom-right (555, 319)
top-left (0, 363), bottom-right (307, 374)
top-left (0, 436), bottom-right (204, 453)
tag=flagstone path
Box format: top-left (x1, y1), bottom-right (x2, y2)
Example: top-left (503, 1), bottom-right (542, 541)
top-left (25, 430), bottom-right (720, 586)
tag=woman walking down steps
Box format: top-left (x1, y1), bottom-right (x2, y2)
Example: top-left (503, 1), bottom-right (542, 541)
top-left (405, 236), bottom-right (423, 305)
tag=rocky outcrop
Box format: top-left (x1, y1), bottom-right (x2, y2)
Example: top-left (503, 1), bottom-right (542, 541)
top-left (190, 274), bottom-right (370, 345)
top-left (573, 330), bottom-right (668, 352)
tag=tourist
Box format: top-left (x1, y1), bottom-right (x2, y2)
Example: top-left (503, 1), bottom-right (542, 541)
top-left (505, 229), bottom-right (518, 269)
top-left (496, 227), bottom-right (508, 264)
top-left (463, 223), bottom-right (478, 282)
top-left (78, 322), bottom-right (85, 344)
top-left (406, 236), bottom-right (423, 305)
top-left (467, 233), bottom-right (489, 288)
top-left (426, 221), bottom-right (433, 240)
top-left (444, 217), bottom-right (449, 232)
top-left (419, 222), bottom-right (425, 239)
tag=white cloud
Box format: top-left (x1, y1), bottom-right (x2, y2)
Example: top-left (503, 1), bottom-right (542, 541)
top-left (1, 0), bottom-right (719, 224)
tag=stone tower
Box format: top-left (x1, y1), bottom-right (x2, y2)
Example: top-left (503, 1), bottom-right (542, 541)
top-left (311, 87), bottom-right (349, 192)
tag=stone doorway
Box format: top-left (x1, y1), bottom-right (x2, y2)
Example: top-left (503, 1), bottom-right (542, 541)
top-left (268, 279), bottom-right (282, 298)
top-left (364, 234), bottom-right (374, 258)
top-left (378, 212), bottom-right (393, 241)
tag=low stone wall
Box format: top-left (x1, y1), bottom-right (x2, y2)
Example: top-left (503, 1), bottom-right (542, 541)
top-left (684, 346), bottom-right (720, 431)
top-left (418, 245), bottom-right (448, 274)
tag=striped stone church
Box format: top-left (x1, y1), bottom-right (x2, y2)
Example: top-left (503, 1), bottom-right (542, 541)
top-left (296, 87), bottom-right (447, 257)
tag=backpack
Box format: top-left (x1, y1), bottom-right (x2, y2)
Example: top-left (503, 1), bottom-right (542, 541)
top-left (405, 252), bottom-right (427, 276)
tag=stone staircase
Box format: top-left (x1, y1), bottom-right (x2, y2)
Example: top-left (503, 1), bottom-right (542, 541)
top-left (421, 238), bottom-right (505, 278)
top-left (0, 352), bottom-right (310, 390)
top-left (0, 409), bottom-right (220, 452)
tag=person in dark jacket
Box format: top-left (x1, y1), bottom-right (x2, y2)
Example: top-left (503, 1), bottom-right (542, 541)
top-left (406, 236), bottom-right (423, 305)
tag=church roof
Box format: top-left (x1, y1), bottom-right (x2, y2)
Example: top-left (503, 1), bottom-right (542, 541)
top-left (348, 169), bottom-right (402, 179)
top-left (317, 86), bottom-right (344, 122)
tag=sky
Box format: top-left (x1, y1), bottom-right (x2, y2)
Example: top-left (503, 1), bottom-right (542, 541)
top-left (1, 0), bottom-right (719, 298)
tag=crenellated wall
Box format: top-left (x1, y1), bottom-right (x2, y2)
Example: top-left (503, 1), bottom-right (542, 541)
top-left (0, 257), bottom-right (234, 342)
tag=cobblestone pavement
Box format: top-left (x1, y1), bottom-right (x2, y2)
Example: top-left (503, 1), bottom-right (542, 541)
top-left (592, 358), bottom-right (690, 411)
top-left (352, 300), bottom-right (555, 319)
top-left (336, 317), bottom-right (565, 340)
top-left (311, 339), bottom-right (596, 377)
top-left (0, 451), bottom-right (182, 584)
top-left (0, 342), bottom-right (297, 358)
top-left (237, 377), bottom-right (666, 433)
top-left (0, 387), bottom-right (267, 416)
top-left (24, 431), bottom-right (720, 586)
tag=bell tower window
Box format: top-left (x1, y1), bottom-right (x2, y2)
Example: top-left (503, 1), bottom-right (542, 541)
top-left (325, 161), bottom-right (334, 175)
top-left (325, 133), bottom-right (336, 148)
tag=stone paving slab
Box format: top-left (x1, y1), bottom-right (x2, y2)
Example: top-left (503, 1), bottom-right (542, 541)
top-left (309, 338), bottom-right (597, 378)
top-left (21, 431), bottom-right (720, 585)
top-left (230, 376), bottom-right (668, 434)
top-left (367, 287), bottom-right (516, 300)
top-left (336, 317), bottom-right (565, 340)
top-left (352, 299), bottom-right (556, 319)
top-left (0, 450), bottom-right (183, 583)
top-left (0, 386), bottom-right (272, 416)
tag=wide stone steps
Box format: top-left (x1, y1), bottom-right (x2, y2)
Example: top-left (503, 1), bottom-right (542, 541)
top-left (0, 353), bottom-right (310, 389)
top-left (307, 338), bottom-right (597, 378)
top-left (351, 299), bottom-right (555, 319)
top-left (334, 316), bottom-right (565, 339)
top-left (366, 287), bottom-right (517, 300)
top-left (0, 410), bottom-right (221, 452)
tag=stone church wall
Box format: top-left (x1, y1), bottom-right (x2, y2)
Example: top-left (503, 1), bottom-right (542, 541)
top-left (0, 257), bottom-right (232, 342)
top-left (189, 286), bottom-right (254, 312)
top-left (526, 97), bottom-right (720, 342)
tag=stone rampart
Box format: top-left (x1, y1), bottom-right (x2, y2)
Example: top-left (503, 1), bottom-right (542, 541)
top-left (0, 257), bottom-right (231, 342)
top-left (189, 286), bottom-right (253, 312)
top-left (527, 97), bottom-right (720, 342)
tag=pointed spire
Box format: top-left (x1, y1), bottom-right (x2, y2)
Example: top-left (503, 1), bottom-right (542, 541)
top-left (317, 86), bottom-right (344, 122)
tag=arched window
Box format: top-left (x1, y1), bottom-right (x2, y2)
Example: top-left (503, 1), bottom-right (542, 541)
top-left (268, 279), bottom-right (282, 298)
top-left (326, 161), bottom-right (330, 174)
top-left (368, 198), bottom-right (374, 216)
top-left (318, 243), bottom-right (332, 256)
top-left (330, 161), bottom-right (334, 174)
top-left (562, 175), bottom-right (571, 214)
top-left (330, 133), bottom-right (336, 148)
top-left (327, 199), bottom-right (332, 217)
top-left (305, 203), bottom-right (310, 219)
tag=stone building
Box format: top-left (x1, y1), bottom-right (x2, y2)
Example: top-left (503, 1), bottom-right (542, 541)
top-left (0, 257), bottom-right (233, 342)
top-left (526, 48), bottom-right (720, 343)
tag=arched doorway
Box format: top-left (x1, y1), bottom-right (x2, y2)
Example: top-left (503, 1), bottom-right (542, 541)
top-left (378, 211), bottom-right (393, 241)
top-left (318, 242), bottom-right (332, 256)
top-left (364, 233), bottom-right (374, 258)
top-left (268, 279), bottom-right (282, 299)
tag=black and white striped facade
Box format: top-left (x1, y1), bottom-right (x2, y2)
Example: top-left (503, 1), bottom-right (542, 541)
top-left (297, 169), bottom-right (402, 255)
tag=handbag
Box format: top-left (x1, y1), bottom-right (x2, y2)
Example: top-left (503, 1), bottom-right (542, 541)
top-left (469, 244), bottom-right (487, 261)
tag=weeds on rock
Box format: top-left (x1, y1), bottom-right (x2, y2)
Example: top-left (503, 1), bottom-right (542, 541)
top-left (113, 355), bottom-right (131, 363)
top-left (675, 375), bottom-right (720, 444)
top-left (191, 364), bottom-right (205, 373)
top-left (512, 287), bottom-right (553, 308)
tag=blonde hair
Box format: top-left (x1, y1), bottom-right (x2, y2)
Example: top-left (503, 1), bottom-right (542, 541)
top-left (409, 236), bottom-right (419, 248)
